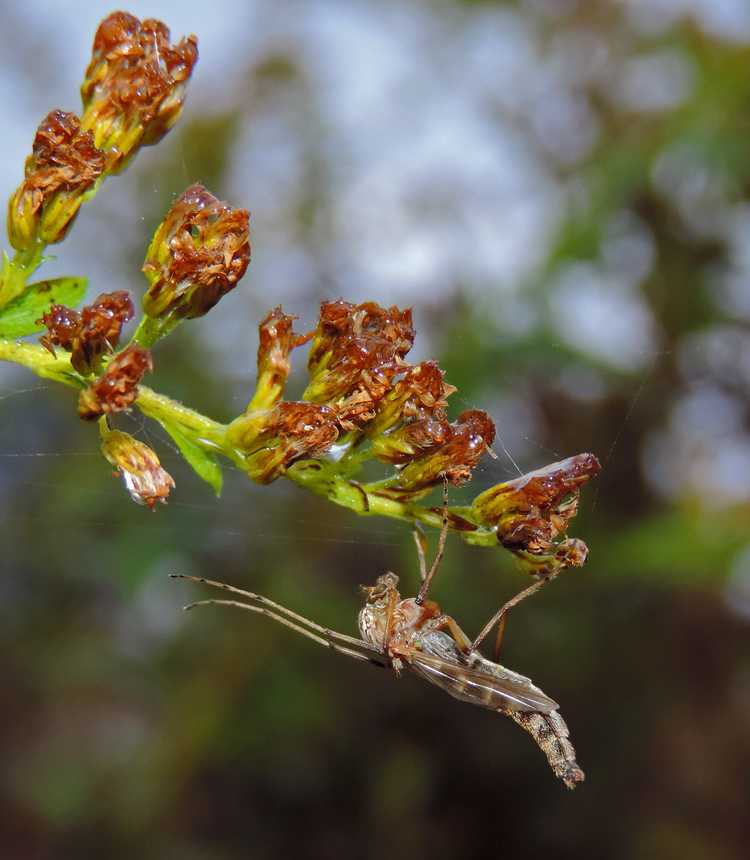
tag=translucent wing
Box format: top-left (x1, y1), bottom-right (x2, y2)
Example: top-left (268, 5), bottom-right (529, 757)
top-left (404, 649), bottom-right (559, 714)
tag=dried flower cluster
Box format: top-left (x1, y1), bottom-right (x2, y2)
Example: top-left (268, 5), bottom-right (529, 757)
top-left (305, 301), bottom-right (416, 428)
top-left (1, 8), bottom-right (601, 597)
top-left (39, 290), bottom-right (134, 374)
top-left (228, 299), bottom-right (498, 499)
top-left (225, 299), bottom-right (599, 578)
top-left (142, 184), bottom-right (250, 321)
top-left (81, 11), bottom-right (198, 170)
top-left (7, 11), bottom-right (198, 254)
top-left (7, 110), bottom-right (105, 250)
top-left (251, 307), bottom-right (312, 412)
top-left (78, 344), bottom-right (153, 420)
top-left (472, 453), bottom-right (601, 575)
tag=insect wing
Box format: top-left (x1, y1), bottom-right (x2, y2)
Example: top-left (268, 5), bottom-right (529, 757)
top-left (405, 650), bottom-right (558, 714)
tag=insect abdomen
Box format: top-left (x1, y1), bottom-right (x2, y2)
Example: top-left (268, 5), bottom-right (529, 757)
top-left (509, 710), bottom-right (584, 790)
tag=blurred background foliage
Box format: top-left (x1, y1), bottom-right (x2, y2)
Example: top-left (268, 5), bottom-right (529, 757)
top-left (1, 0), bottom-right (750, 857)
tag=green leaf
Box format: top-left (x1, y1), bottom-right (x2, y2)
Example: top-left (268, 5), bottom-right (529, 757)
top-left (0, 276), bottom-right (88, 338)
top-left (161, 421), bottom-right (223, 496)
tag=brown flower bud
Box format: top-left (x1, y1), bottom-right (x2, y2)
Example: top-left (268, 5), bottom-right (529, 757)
top-left (142, 184), bottom-right (250, 320)
top-left (249, 307), bottom-right (311, 411)
top-left (379, 409), bottom-right (496, 499)
top-left (78, 345), bottom-right (152, 420)
top-left (372, 415), bottom-right (453, 465)
top-left (101, 428), bottom-right (174, 508)
top-left (7, 110), bottom-right (105, 250)
top-left (229, 401), bottom-right (339, 484)
top-left (304, 300), bottom-right (415, 429)
top-left (80, 12), bottom-right (198, 171)
top-left (517, 537), bottom-right (590, 578)
top-left (38, 290), bottom-right (134, 374)
top-left (472, 453), bottom-right (601, 555)
top-left (368, 360), bottom-right (455, 448)
top-left (38, 305), bottom-right (81, 356)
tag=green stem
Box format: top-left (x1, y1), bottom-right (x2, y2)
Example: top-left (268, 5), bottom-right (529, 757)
top-left (130, 314), bottom-right (181, 348)
top-left (135, 385), bottom-right (228, 450)
top-left (0, 338), bottom-right (83, 386)
top-left (0, 340), bottom-right (229, 453)
top-left (286, 459), bottom-right (499, 547)
top-left (0, 339), bottom-right (501, 545)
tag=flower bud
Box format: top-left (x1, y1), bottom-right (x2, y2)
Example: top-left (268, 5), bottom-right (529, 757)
top-left (368, 360), bottom-right (455, 445)
top-left (38, 305), bottom-right (81, 355)
top-left (78, 345), bottom-right (152, 420)
top-left (7, 110), bottom-right (105, 250)
top-left (38, 290), bottom-right (134, 374)
top-left (142, 184), bottom-right (250, 320)
top-left (380, 409), bottom-right (495, 500)
top-left (101, 428), bottom-right (174, 508)
top-left (471, 453), bottom-right (601, 555)
top-left (303, 300), bottom-right (415, 428)
top-left (80, 12), bottom-right (198, 172)
top-left (249, 307), bottom-right (311, 412)
top-left (371, 415), bottom-right (452, 465)
top-left (228, 401), bottom-right (339, 484)
top-left (515, 537), bottom-right (590, 578)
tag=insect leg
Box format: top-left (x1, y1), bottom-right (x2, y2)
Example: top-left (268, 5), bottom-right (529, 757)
top-left (412, 525), bottom-right (428, 581)
top-left (469, 572), bottom-right (558, 655)
top-left (428, 614), bottom-right (473, 653)
top-left (493, 613), bottom-right (507, 661)
top-left (184, 598), bottom-right (384, 664)
top-left (172, 574), bottom-right (385, 664)
top-left (416, 475), bottom-right (449, 605)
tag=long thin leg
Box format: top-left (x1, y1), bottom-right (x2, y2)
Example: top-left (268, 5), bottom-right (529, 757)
top-left (171, 574), bottom-right (384, 663)
top-left (184, 598), bottom-right (384, 664)
top-left (416, 476), bottom-right (449, 605)
top-left (412, 526), bottom-right (428, 581)
top-left (493, 613), bottom-right (507, 661)
top-left (470, 573), bottom-right (557, 655)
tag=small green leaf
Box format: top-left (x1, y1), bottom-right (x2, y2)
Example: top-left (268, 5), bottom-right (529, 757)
top-left (161, 421), bottom-right (223, 496)
top-left (0, 276), bottom-right (88, 338)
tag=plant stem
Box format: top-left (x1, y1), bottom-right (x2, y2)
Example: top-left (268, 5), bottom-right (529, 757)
top-left (286, 459), bottom-right (498, 546)
top-left (0, 338), bottom-right (82, 385)
top-left (130, 314), bottom-right (180, 347)
top-left (0, 339), bottom-right (501, 545)
top-left (135, 385), bottom-right (229, 451)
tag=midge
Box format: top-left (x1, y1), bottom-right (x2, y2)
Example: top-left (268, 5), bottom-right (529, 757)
top-left (172, 500), bottom-right (584, 789)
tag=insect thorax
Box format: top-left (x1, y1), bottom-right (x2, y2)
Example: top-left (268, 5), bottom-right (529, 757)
top-left (358, 603), bottom-right (387, 649)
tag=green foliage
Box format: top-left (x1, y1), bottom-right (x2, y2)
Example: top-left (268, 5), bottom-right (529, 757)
top-left (160, 419), bottom-right (224, 496)
top-left (0, 276), bottom-right (87, 338)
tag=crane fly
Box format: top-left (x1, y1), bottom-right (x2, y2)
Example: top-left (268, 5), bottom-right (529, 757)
top-left (172, 491), bottom-right (584, 789)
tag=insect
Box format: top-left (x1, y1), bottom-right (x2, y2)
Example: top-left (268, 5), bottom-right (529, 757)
top-left (172, 496), bottom-right (584, 789)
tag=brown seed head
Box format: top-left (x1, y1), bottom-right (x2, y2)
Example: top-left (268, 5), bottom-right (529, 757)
top-left (80, 12), bottom-right (198, 170)
top-left (372, 415), bottom-right (453, 465)
top-left (367, 360), bottom-right (455, 440)
top-left (380, 408), bottom-right (496, 499)
top-left (39, 305), bottom-right (82, 356)
top-left (304, 300), bottom-right (416, 428)
top-left (250, 307), bottom-right (311, 410)
top-left (142, 184), bottom-right (250, 320)
top-left (78, 344), bottom-right (152, 420)
top-left (7, 110), bottom-right (105, 250)
top-left (241, 401), bottom-right (340, 483)
top-left (472, 453), bottom-right (601, 555)
top-left (38, 290), bottom-right (134, 374)
top-left (101, 428), bottom-right (174, 508)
